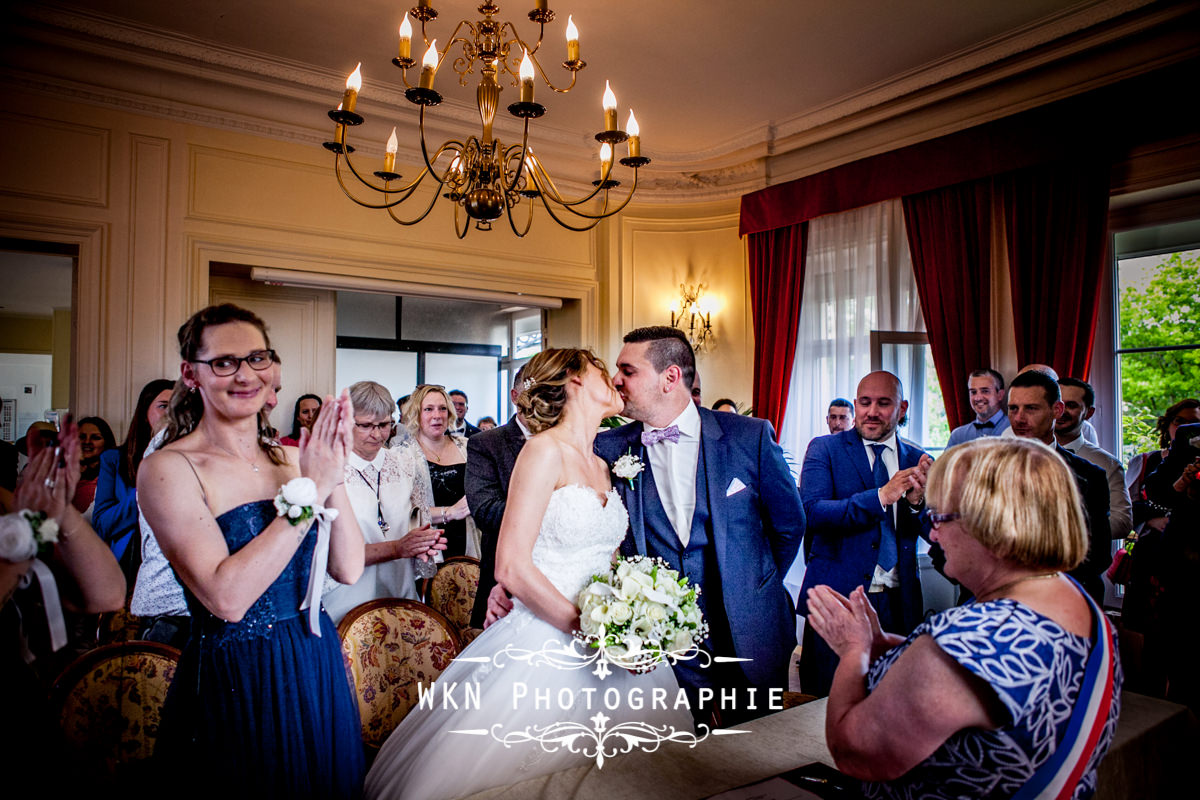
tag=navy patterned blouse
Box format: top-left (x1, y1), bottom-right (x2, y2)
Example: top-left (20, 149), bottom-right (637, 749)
top-left (863, 599), bottom-right (1122, 800)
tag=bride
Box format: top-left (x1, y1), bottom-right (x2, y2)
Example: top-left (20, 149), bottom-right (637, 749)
top-left (365, 348), bottom-right (693, 800)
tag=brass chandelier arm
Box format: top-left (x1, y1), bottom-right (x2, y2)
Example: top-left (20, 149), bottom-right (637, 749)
top-left (543, 168), bottom-right (642, 224)
top-left (337, 141), bottom-right (432, 197)
top-left (526, 156), bottom-right (616, 209)
top-left (532, 190), bottom-right (608, 232)
top-left (333, 157), bottom-right (431, 210)
top-left (504, 187), bottom-right (536, 238)
top-left (385, 183), bottom-right (445, 228)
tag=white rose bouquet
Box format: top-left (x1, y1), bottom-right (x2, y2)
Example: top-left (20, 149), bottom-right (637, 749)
top-left (576, 555), bottom-right (708, 672)
top-left (0, 509), bottom-right (60, 563)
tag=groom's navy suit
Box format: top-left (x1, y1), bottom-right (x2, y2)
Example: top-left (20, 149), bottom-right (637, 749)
top-left (596, 408), bottom-right (805, 697)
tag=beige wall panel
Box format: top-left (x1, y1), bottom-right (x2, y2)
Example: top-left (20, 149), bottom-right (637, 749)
top-left (208, 276), bottom-right (337, 435)
top-left (619, 206), bottom-right (754, 408)
top-left (0, 314), bottom-right (53, 352)
top-left (186, 142), bottom-right (597, 286)
top-left (52, 307), bottom-right (72, 409)
top-left (0, 112), bottom-right (108, 207)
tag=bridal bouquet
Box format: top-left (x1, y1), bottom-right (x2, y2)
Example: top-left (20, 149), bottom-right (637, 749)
top-left (576, 555), bottom-right (708, 671)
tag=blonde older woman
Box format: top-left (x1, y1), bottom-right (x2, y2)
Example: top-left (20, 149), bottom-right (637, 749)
top-left (399, 385), bottom-right (479, 560)
top-left (322, 381), bottom-right (446, 624)
top-left (807, 437), bottom-right (1121, 800)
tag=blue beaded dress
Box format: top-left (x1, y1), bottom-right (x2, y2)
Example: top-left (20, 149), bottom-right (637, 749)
top-left (156, 500), bottom-right (365, 798)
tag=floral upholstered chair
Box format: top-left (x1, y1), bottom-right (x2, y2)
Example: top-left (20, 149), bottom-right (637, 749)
top-left (337, 599), bottom-right (463, 750)
top-left (50, 641), bottom-right (180, 776)
top-left (423, 556), bottom-right (481, 643)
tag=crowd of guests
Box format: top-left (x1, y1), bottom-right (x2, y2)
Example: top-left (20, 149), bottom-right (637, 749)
top-left (5, 300), bottom-right (1193, 798)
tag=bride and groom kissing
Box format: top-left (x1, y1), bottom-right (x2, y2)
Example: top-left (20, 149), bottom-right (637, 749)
top-left (364, 326), bottom-right (806, 800)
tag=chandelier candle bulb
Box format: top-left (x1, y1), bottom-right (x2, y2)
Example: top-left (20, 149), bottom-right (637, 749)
top-left (334, 102), bottom-right (345, 144)
top-left (566, 15), bottom-right (580, 62)
top-left (600, 142), bottom-right (613, 177)
top-left (398, 13), bottom-right (412, 60)
top-left (419, 41), bottom-right (438, 89)
top-left (384, 127), bottom-right (398, 173)
top-left (536, 1), bottom-right (548, 11)
top-left (627, 110), bottom-right (640, 158)
top-left (519, 48), bottom-right (535, 102)
top-left (342, 63), bottom-right (362, 113)
top-left (602, 81), bottom-right (617, 131)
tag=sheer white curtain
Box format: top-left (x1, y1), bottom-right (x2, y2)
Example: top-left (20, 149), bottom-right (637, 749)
top-left (780, 199), bottom-right (924, 608)
top-left (778, 198), bottom-right (923, 463)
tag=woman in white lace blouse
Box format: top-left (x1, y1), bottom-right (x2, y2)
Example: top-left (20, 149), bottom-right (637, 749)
top-left (323, 381), bottom-right (446, 624)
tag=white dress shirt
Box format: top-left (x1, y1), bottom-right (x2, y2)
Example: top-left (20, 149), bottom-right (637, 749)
top-left (644, 401), bottom-right (701, 547)
top-left (863, 433), bottom-right (900, 591)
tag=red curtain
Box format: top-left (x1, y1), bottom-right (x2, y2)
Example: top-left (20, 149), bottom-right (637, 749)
top-left (747, 222), bottom-right (807, 433)
top-left (1001, 162), bottom-right (1111, 380)
top-left (903, 181), bottom-right (994, 431)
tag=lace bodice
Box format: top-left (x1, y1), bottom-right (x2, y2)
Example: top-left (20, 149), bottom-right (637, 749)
top-left (513, 484), bottom-right (628, 613)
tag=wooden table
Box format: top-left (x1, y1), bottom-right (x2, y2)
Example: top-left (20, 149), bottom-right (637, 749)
top-left (462, 692), bottom-right (1195, 800)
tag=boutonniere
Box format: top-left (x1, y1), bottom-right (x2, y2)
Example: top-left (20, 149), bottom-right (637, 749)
top-left (611, 450), bottom-right (644, 489)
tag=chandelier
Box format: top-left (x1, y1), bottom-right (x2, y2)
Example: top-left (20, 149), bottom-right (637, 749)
top-left (323, 2), bottom-right (650, 238)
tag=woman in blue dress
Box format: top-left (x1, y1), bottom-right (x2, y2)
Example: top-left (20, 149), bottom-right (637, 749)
top-left (139, 303), bottom-right (366, 798)
top-left (806, 437), bottom-right (1121, 800)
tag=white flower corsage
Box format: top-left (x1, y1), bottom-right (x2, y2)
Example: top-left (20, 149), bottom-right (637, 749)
top-left (0, 509), bottom-right (59, 563)
top-left (273, 477), bottom-right (324, 527)
top-left (611, 450), bottom-right (644, 489)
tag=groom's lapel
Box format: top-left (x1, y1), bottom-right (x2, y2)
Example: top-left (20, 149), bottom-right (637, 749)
top-left (621, 422), bottom-right (648, 555)
top-left (699, 408), bottom-right (729, 567)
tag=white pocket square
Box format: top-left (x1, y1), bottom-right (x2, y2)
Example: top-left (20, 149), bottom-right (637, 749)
top-left (726, 478), bottom-right (748, 497)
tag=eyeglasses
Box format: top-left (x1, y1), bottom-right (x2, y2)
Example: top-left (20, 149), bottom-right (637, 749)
top-left (191, 349), bottom-right (278, 377)
top-left (354, 420), bottom-right (394, 433)
top-left (925, 508), bottom-right (962, 529)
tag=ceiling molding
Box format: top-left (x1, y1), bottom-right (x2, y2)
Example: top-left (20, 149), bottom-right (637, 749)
top-left (5, 0), bottom-right (1192, 203)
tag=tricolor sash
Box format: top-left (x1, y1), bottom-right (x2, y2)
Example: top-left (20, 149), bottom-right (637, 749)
top-left (1012, 576), bottom-right (1117, 800)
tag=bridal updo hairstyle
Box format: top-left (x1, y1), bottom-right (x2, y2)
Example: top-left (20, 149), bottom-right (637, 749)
top-left (516, 347), bottom-right (609, 434)
top-left (164, 303), bottom-right (286, 465)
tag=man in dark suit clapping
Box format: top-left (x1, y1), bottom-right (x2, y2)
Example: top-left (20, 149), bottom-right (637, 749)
top-left (798, 371), bottom-right (933, 697)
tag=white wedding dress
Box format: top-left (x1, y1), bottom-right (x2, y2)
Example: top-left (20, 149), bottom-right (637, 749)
top-left (364, 484), bottom-right (693, 800)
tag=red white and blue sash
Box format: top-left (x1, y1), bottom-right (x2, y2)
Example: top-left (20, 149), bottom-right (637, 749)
top-left (1013, 577), bottom-right (1117, 800)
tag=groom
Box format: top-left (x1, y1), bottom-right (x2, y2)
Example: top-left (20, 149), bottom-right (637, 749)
top-left (597, 326), bottom-right (805, 723)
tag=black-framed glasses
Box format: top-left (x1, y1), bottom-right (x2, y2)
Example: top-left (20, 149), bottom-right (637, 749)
top-left (191, 349), bottom-right (278, 377)
top-left (925, 508), bottom-right (962, 529)
top-left (354, 420), bottom-right (394, 433)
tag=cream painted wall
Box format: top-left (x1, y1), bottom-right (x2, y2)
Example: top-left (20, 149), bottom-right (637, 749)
top-left (0, 87), bottom-right (752, 430)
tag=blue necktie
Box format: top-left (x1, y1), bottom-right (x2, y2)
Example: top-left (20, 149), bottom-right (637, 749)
top-left (871, 443), bottom-right (898, 572)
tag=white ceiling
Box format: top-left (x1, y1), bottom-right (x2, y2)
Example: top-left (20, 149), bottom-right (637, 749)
top-left (2, 0), bottom-right (1172, 199)
top-left (0, 252), bottom-right (73, 316)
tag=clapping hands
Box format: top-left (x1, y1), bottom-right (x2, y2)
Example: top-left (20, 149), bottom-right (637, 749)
top-left (299, 389), bottom-right (354, 501)
top-left (880, 453), bottom-right (934, 507)
top-left (806, 585), bottom-right (894, 663)
top-left (15, 417), bottom-right (81, 524)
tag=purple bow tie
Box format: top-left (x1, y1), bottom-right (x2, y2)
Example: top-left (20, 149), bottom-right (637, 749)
top-left (641, 425), bottom-right (681, 446)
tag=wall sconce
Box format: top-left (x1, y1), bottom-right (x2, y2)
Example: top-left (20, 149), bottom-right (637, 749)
top-left (669, 283), bottom-right (715, 352)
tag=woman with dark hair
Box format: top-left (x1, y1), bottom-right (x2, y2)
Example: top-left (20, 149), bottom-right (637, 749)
top-left (93, 379), bottom-right (174, 582)
top-left (711, 398), bottom-right (738, 413)
top-left (138, 303), bottom-right (365, 797)
top-left (280, 393), bottom-right (322, 447)
top-left (366, 348), bottom-right (690, 800)
top-left (72, 416), bottom-right (116, 515)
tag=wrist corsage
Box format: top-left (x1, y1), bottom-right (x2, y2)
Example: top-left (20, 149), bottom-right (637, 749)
top-left (0, 509), bottom-right (60, 563)
top-left (274, 477), bottom-right (340, 637)
top-left (611, 450), bottom-right (644, 489)
top-left (274, 477), bottom-right (326, 526)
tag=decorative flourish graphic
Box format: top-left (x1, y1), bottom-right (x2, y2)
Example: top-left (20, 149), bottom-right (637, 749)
top-left (455, 636), bottom-right (714, 679)
top-left (451, 714), bottom-right (748, 768)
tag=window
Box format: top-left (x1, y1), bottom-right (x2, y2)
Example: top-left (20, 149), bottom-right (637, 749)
top-left (1113, 242), bottom-right (1200, 461)
top-left (870, 332), bottom-right (950, 454)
